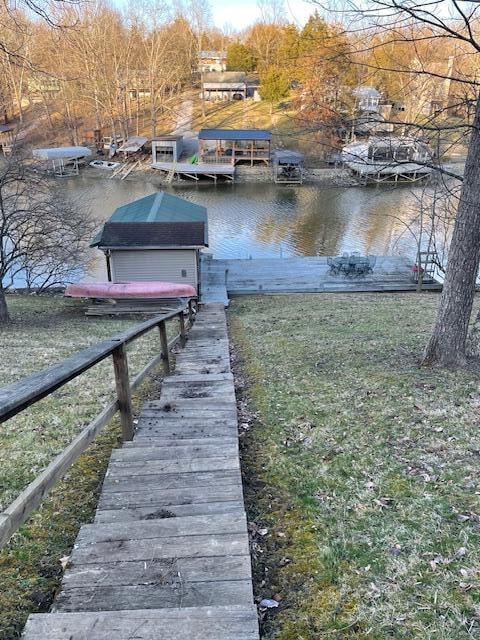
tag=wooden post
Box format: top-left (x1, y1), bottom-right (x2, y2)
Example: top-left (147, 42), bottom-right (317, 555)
top-left (178, 311), bottom-right (187, 347)
top-left (188, 299), bottom-right (195, 325)
top-left (158, 320), bottom-right (171, 374)
top-left (112, 344), bottom-right (134, 441)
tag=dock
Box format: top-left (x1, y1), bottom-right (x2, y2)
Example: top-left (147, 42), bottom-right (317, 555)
top-left (153, 161), bottom-right (235, 182)
top-left (200, 256), bottom-right (442, 305)
top-left (22, 305), bottom-right (259, 640)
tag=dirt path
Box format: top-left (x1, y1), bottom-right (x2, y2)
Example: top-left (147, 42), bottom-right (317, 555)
top-left (172, 100), bottom-right (198, 157)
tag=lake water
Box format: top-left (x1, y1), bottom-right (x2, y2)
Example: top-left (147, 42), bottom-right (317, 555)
top-left (62, 176), bottom-right (427, 281)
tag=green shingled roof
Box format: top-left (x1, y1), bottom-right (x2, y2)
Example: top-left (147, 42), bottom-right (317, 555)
top-left (91, 192), bottom-right (208, 247)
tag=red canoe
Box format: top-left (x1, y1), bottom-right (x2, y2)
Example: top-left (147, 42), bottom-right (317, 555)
top-left (65, 281), bottom-right (197, 299)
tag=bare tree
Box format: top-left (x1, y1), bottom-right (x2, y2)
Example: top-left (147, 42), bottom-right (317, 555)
top-left (0, 154), bottom-right (95, 323)
top-left (317, 0), bottom-right (480, 367)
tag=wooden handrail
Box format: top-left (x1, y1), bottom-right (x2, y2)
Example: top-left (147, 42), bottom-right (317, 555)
top-left (0, 299), bottom-right (196, 549)
top-left (0, 306), bottom-right (186, 423)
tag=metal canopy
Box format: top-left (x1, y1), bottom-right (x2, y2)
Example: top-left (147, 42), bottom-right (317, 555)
top-left (198, 128), bottom-right (272, 141)
top-left (32, 146), bottom-right (92, 160)
top-left (273, 150), bottom-right (304, 165)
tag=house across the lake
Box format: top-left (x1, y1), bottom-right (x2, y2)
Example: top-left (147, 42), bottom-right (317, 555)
top-left (91, 192), bottom-right (208, 291)
top-left (198, 128), bottom-right (272, 166)
top-left (201, 72), bottom-right (248, 101)
top-left (198, 50), bottom-right (227, 73)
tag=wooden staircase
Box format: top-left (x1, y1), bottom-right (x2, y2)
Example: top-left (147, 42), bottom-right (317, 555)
top-left (22, 304), bottom-right (259, 640)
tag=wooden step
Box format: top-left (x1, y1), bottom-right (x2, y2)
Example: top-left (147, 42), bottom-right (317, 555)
top-left (95, 500), bottom-right (245, 523)
top-left (23, 605), bottom-right (259, 639)
top-left (98, 483), bottom-right (244, 511)
top-left (56, 581), bottom-right (254, 612)
top-left (161, 373), bottom-right (233, 383)
top-left (123, 436), bottom-right (238, 448)
top-left (69, 531), bottom-right (249, 565)
top-left (134, 424), bottom-right (238, 440)
top-left (106, 455), bottom-right (239, 477)
top-left (102, 469), bottom-right (242, 493)
top-left (110, 443), bottom-right (238, 461)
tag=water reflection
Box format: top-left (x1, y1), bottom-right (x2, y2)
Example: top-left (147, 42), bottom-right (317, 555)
top-left (60, 176), bottom-right (424, 281)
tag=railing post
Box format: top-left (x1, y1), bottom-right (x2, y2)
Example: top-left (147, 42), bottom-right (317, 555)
top-left (112, 344), bottom-right (134, 441)
top-left (188, 299), bottom-right (195, 326)
top-left (179, 311), bottom-right (187, 347)
top-left (158, 320), bottom-right (171, 375)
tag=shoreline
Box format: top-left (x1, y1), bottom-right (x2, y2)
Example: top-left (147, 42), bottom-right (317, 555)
top-left (80, 164), bottom-right (360, 188)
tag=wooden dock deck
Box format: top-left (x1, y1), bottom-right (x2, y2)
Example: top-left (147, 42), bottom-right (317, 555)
top-left (22, 305), bottom-right (259, 640)
top-left (200, 256), bottom-right (442, 305)
top-left (153, 161), bottom-right (235, 182)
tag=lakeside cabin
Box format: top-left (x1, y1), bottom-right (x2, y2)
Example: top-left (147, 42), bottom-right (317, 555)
top-left (91, 192), bottom-right (208, 291)
top-left (198, 128), bottom-right (272, 166)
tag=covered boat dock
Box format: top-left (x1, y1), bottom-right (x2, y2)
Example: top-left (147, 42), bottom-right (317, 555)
top-left (32, 146), bottom-right (92, 176)
top-left (273, 149), bottom-right (304, 184)
top-left (198, 129), bottom-right (271, 166)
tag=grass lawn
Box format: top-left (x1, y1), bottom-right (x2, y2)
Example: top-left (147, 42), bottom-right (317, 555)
top-left (229, 293), bottom-right (480, 640)
top-left (0, 294), bottom-right (168, 639)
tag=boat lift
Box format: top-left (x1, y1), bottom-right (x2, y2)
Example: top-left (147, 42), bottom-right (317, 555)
top-left (32, 146), bottom-right (92, 176)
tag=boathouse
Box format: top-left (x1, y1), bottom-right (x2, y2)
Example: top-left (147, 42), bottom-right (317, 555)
top-left (198, 128), bottom-right (271, 166)
top-left (91, 192), bottom-right (208, 291)
top-left (151, 136), bottom-right (183, 163)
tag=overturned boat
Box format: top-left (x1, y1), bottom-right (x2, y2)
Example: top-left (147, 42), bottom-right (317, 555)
top-left (342, 137), bottom-right (433, 183)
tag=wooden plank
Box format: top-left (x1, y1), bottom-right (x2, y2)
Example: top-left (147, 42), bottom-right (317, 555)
top-left (101, 469), bottom-right (242, 493)
top-left (134, 418), bottom-right (238, 429)
top-left (106, 456), bottom-right (239, 476)
top-left (120, 159), bottom-right (140, 180)
top-left (23, 605), bottom-right (259, 640)
top-left (123, 436), bottom-right (238, 448)
top-left (98, 483), bottom-right (244, 510)
top-left (134, 425), bottom-right (238, 440)
top-left (95, 501), bottom-right (245, 522)
top-left (161, 373), bottom-right (233, 383)
top-left (110, 443), bottom-right (238, 461)
top-left (75, 512), bottom-right (246, 545)
top-left (70, 532), bottom-right (249, 564)
top-left (160, 390), bottom-right (236, 403)
top-left (56, 580), bottom-right (254, 612)
top-left (62, 555), bottom-right (251, 588)
top-left (142, 399), bottom-right (237, 410)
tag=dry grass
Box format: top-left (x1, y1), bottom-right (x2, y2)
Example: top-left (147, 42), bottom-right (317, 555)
top-left (230, 293), bottom-right (480, 640)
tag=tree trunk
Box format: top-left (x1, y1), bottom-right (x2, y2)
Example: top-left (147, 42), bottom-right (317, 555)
top-left (422, 94), bottom-right (480, 367)
top-left (0, 286), bottom-right (10, 324)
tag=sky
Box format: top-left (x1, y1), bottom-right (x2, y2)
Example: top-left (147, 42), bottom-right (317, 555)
top-left (209, 0), bottom-right (316, 30)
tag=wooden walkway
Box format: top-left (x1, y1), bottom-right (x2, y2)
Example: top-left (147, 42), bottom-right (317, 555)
top-left (22, 305), bottom-right (259, 640)
top-left (200, 256), bottom-right (442, 304)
